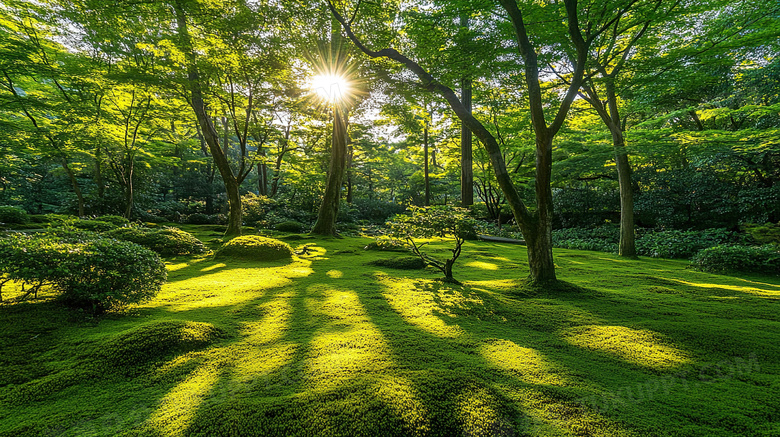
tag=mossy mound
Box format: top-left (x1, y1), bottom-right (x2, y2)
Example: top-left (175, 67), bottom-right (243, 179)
top-left (107, 226), bottom-right (208, 256)
top-left (368, 256), bottom-right (426, 270)
top-left (275, 221), bottom-right (305, 233)
top-left (215, 235), bottom-right (294, 261)
top-left (95, 321), bottom-right (225, 372)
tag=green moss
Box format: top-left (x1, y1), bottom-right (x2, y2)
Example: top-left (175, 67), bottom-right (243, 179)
top-left (368, 256), bottom-right (426, 270)
top-left (95, 321), bottom-right (225, 373)
top-left (215, 235), bottom-right (294, 261)
top-left (1, 236), bottom-right (780, 436)
top-left (107, 226), bottom-right (208, 256)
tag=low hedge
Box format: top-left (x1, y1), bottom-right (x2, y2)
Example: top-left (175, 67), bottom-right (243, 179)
top-left (0, 206), bottom-right (29, 224)
top-left (106, 226), bottom-right (208, 256)
top-left (0, 233), bottom-right (166, 312)
top-left (691, 245), bottom-right (780, 274)
top-left (215, 235), bottom-right (293, 261)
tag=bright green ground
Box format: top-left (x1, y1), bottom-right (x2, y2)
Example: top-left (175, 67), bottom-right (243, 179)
top-left (1, 230), bottom-right (779, 436)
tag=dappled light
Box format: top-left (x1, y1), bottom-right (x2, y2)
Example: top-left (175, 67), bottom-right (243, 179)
top-left (149, 363), bottom-right (222, 436)
top-left (669, 278), bottom-right (780, 298)
top-left (480, 339), bottom-right (567, 386)
top-left (306, 288), bottom-right (394, 389)
top-left (377, 274), bottom-right (466, 338)
top-left (465, 261), bottom-right (499, 271)
top-left (562, 325), bottom-right (690, 369)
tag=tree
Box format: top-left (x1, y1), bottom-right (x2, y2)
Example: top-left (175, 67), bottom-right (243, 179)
top-left (386, 206), bottom-right (476, 283)
top-left (328, 0), bottom-right (623, 283)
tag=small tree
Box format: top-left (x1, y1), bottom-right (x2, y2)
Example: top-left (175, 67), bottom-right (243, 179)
top-left (385, 206), bottom-right (476, 283)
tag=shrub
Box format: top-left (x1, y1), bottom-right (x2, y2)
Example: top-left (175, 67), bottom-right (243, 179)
top-left (242, 193), bottom-right (275, 224)
top-left (636, 228), bottom-right (739, 259)
top-left (691, 245), bottom-right (780, 274)
top-left (552, 225), bottom-right (619, 253)
top-left (215, 235), bottom-right (293, 261)
top-left (743, 222), bottom-right (780, 245)
top-left (184, 213), bottom-right (225, 225)
top-left (106, 225), bottom-right (208, 256)
top-left (275, 221), bottom-right (304, 233)
top-left (0, 234), bottom-right (166, 312)
top-left (95, 215), bottom-right (130, 226)
top-left (367, 256), bottom-right (426, 270)
top-left (364, 236), bottom-right (408, 252)
top-left (0, 206), bottom-right (30, 224)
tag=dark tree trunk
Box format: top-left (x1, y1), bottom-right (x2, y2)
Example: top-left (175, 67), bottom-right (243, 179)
top-left (61, 158), bottom-right (85, 217)
top-left (461, 77), bottom-right (473, 206)
top-left (311, 106), bottom-right (348, 236)
top-left (424, 121), bottom-right (430, 206)
top-left (174, 0), bottom-right (242, 237)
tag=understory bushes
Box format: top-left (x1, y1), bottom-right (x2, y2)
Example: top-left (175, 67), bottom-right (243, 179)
top-left (106, 225), bottom-right (207, 256)
top-left (0, 206), bottom-right (30, 224)
top-left (551, 225), bottom-right (742, 259)
top-left (691, 245), bottom-right (780, 274)
top-left (0, 233), bottom-right (166, 311)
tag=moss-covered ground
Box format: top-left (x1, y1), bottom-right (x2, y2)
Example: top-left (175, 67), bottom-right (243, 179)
top-left (1, 229), bottom-right (779, 436)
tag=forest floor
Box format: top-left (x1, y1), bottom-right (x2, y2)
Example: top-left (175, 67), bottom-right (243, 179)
top-left (1, 227), bottom-right (779, 436)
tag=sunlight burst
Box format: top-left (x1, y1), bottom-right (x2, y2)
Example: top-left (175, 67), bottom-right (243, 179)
top-left (310, 73), bottom-right (349, 104)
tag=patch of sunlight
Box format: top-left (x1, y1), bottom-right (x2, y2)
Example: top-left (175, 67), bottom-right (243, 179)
top-left (466, 278), bottom-right (520, 292)
top-left (241, 297), bottom-right (293, 345)
top-left (480, 339), bottom-right (566, 386)
top-left (148, 363), bottom-right (221, 437)
top-left (500, 386), bottom-right (638, 437)
top-left (231, 343), bottom-right (297, 383)
top-left (562, 325), bottom-right (689, 369)
top-left (595, 257), bottom-right (631, 263)
top-left (146, 259), bottom-right (313, 311)
top-left (457, 387), bottom-right (514, 437)
top-left (671, 279), bottom-right (780, 297)
top-left (465, 261), bottom-right (499, 271)
top-left (200, 263), bottom-right (226, 272)
top-left (377, 275), bottom-right (464, 338)
top-left (326, 269), bottom-right (343, 278)
top-left (165, 262), bottom-right (191, 272)
top-left (307, 289), bottom-right (394, 389)
top-left (374, 376), bottom-right (430, 436)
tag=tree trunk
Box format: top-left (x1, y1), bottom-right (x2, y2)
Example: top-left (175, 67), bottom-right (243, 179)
top-left (461, 77), bottom-right (473, 207)
top-left (61, 158), bottom-right (84, 217)
top-left (95, 144), bottom-right (105, 200)
top-left (174, 0), bottom-right (242, 237)
top-left (520, 135), bottom-right (556, 282)
top-left (311, 106), bottom-right (348, 236)
top-left (424, 121), bottom-right (430, 206)
top-left (613, 130), bottom-right (636, 258)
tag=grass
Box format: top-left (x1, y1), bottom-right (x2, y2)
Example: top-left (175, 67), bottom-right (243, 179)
top-left (1, 229), bottom-right (779, 436)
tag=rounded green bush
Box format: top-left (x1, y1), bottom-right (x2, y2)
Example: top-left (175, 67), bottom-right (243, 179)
top-left (275, 221), bottom-right (304, 233)
top-left (691, 245), bottom-right (780, 274)
top-left (0, 233), bottom-right (167, 312)
top-left (107, 225), bottom-right (207, 256)
top-left (0, 205), bottom-right (30, 224)
top-left (215, 235), bottom-right (293, 261)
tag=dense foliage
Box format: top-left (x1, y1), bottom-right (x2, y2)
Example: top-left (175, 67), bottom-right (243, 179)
top-left (691, 245), bottom-right (780, 274)
top-left (106, 225), bottom-right (207, 256)
top-left (385, 206), bottom-right (476, 281)
top-left (0, 233), bottom-right (166, 311)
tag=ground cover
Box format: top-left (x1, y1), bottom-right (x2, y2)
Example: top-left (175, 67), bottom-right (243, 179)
top-left (0, 230), bottom-right (778, 436)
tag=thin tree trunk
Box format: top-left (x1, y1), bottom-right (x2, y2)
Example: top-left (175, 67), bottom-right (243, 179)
top-left (174, 0), bottom-right (242, 237)
top-left (424, 121), bottom-right (430, 206)
top-left (311, 106), bottom-right (348, 236)
top-left (61, 158), bottom-right (85, 217)
top-left (461, 77), bottom-right (473, 207)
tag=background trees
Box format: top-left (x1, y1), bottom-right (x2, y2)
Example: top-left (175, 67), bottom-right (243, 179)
top-left (0, 0), bottom-right (777, 271)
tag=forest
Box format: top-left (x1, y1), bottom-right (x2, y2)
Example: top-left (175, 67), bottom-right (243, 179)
top-left (1, 0), bottom-right (779, 436)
